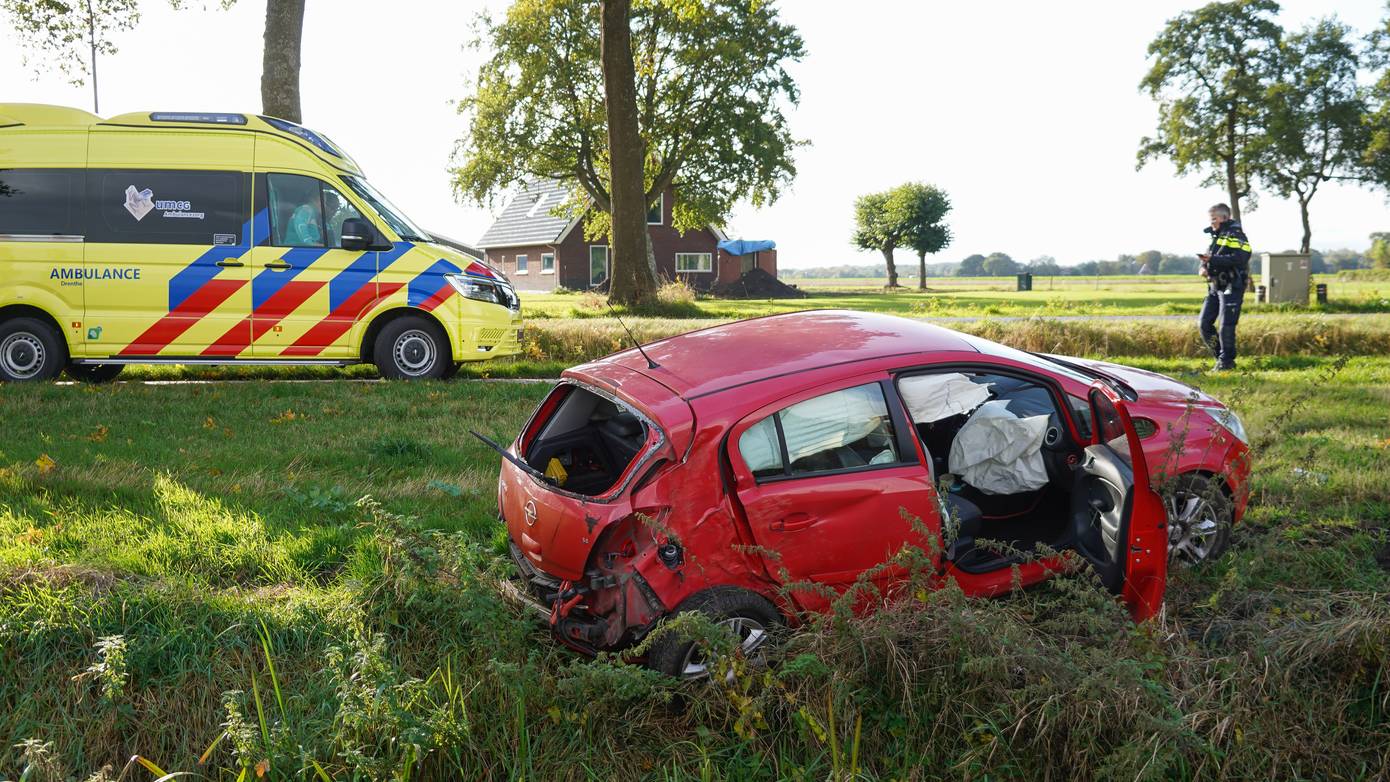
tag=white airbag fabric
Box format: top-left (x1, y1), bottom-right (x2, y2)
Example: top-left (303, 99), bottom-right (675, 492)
top-left (779, 384), bottom-right (889, 464)
top-left (948, 400), bottom-right (1050, 495)
top-left (899, 373), bottom-right (991, 423)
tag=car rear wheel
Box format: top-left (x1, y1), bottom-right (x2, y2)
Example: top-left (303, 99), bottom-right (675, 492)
top-left (0, 318), bottom-right (66, 382)
top-left (646, 587), bottom-right (781, 680)
top-left (65, 363), bottom-right (125, 383)
top-left (374, 316), bottom-right (450, 380)
top-left (1165, 473), bottom-right (1232, 566)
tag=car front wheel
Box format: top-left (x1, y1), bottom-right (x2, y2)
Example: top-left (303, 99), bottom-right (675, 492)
top-left (374, 316), bottom-right (450, 380)
top-left (1165, 473), bottom-right (1233, 566)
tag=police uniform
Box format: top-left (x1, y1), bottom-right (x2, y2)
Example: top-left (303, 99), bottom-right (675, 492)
top-left (1199, 220), bottom-right (1251, 370)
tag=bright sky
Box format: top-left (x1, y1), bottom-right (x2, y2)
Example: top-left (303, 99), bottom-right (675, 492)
top-left (3, 1), bottom-right (1386, 267)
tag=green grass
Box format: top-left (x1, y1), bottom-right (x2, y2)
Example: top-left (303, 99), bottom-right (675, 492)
top-left (521, 274), bottom-right (1390, 320)
top-left (3, 355), bottom-right (1389, 779)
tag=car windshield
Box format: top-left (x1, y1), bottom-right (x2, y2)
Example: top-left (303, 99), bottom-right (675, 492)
top-left (341, 176), bottom-right (429, 242)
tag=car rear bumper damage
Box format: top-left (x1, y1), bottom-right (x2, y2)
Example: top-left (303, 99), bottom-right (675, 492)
top-left (507, 538), bottom-right (666, 656)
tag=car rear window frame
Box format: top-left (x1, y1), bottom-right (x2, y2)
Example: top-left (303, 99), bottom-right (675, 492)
top-left (514, 378), bottom-right (669, 504)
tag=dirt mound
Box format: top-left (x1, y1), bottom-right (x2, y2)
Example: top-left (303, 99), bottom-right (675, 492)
top-left (712, 267), bottom-right (806, 299)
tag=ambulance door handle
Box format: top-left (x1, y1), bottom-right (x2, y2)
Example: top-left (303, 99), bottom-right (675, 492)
top-left (264, 261), bottom-right (292, 270)
top-left (215, 260), bottom-right (244, 268)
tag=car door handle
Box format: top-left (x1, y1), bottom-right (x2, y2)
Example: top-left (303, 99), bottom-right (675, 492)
top-left (215, 259), bottom-right (244, 268)
top-left (770, 512), bottom-right (816, 532)
top-left (264, 261), bottom-right (292, 270)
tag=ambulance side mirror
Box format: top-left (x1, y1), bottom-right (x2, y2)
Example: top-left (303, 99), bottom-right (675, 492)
top-left (340, 217), bottom-right (390, 252)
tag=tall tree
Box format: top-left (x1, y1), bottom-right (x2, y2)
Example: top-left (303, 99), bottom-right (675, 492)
top-left (1138, 0), bottom-right (1283, 222)
top-left (599, 0), bottom-right (654, 305)
top-left (260, 0), bottom-right (305, 122)
top-left (1, 0), bottom-right (141, 113)
top-left (169, 0), bottom-right (304, 122)
top-left (896, 183), bottom-right (953, 290)
top-left (453, 0), bottom-right (804, 299)
top-left (851, 190), bottom-right (906, 287)
top-left (1262, 19), bottom-right (1368, 253)
top-left (1363, 8), bottom-right (1390, 197)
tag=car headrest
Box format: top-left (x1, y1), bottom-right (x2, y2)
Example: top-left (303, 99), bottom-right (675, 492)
top-left (600, 413), bottom-right (643, 438)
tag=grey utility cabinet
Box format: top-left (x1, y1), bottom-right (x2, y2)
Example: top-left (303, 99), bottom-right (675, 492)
top-left (1261, 253), bottom-right (1310, 304)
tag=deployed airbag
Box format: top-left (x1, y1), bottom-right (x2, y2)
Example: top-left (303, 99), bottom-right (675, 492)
top-left (899, 373), bottom-right (991, 423)
top-left (948, 400), bottom-right (1050, 495)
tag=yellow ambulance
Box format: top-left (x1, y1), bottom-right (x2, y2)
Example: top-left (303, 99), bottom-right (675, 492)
top-left (0, 103), bottom-right (521, 382)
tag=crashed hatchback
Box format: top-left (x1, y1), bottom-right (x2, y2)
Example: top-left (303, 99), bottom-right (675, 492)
top-left (492, 311), bottom-right (1250, 676)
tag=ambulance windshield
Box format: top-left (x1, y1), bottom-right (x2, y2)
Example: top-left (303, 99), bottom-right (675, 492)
top-left (342, 176), bottom-right (429, 242)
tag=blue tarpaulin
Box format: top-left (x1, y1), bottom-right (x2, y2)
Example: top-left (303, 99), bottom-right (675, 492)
top-left (717, 239), bottom-right (776, 256)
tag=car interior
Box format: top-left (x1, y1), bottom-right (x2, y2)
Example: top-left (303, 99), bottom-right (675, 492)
top-left (898, 371), bottom-right (1096, 573)
top-left (523, 387), bottom-right (650, 497)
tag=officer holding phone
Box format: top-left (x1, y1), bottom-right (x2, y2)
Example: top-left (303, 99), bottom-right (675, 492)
top-left (1198, 203), bottom-right (1251, 371)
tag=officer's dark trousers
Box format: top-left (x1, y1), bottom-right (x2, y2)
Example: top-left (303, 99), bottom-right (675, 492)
top-left (1198, 280), bottom-right (1245, 366)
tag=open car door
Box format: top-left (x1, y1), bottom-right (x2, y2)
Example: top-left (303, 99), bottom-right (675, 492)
top-left (1069, 383), bottom-right (1168, 620)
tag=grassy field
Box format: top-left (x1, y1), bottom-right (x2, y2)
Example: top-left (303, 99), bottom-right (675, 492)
top-left (519, 274), bottom-right (1390, 320)
top-left (3, 353), bottom-right (1388, 779)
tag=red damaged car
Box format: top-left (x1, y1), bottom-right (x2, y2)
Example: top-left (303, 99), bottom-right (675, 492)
top-left (492, 311), bottom-right (1250, 676)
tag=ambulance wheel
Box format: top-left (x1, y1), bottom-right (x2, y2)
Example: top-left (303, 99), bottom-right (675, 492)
top-left (646, 587), bottom-right (782, 680)
top-left (375, 316), bottom-right (450, 380)
top-left (65, 363), bottom-right (124, 383)
top-left (0, 317), bottom-right (66, 382)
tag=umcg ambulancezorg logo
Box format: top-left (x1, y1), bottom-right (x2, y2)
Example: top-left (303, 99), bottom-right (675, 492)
top-left (124, 185), bottom-right (155, 221)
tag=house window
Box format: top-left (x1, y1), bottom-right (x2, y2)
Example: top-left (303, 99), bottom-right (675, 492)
top-left (647, 193), bottom-right (663, 225)
top-left (516, 253), bottom-right (529, 274)
top-left (589, 245), bottom-right (609, 286)
top-left (675, 252), bottom-right (712, 273)
top-left (541, 252), bottom-right (555, 273)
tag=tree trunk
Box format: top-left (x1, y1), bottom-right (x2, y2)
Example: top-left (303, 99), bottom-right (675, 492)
top-left (600, 0), bottom-right (657, 307)
top-left (881, 248), bottom-right (898, 288)
top-left (917, 251), bottom-right (927, 290)
top-left (261, 0), bottom-right (305, 123)
top-left (1299, 197), bottom-right (1312, 255)
top-left (1224, 107), bottom-right (1241, 222)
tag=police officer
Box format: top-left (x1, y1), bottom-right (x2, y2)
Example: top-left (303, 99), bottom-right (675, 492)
top-left (1198, 203), bottom-right (1251, 371)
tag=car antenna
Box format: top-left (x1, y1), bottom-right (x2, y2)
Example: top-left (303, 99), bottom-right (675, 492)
top-left (611, 309), bottom-right (660, 369)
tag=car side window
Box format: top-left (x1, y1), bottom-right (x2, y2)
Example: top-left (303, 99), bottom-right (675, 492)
top-left (268, 173), bottom-right (324, 247)
top-left (738, 382), bottom-right (900, 480)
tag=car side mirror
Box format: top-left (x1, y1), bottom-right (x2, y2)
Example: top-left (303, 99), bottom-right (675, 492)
top-left (340, 217), bottom-right (391, 251)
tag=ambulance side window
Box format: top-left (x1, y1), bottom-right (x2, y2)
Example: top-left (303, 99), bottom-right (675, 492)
top-left (0, 169), bottom-right (83, 235)
top-left (321, 184), bottom-right (365, 249)
top-left (268, 173), bottom-right (325, 247)
top-left (86, 170), bottom-right (246, 245)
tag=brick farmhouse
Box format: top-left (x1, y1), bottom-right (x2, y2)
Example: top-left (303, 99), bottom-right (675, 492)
top-left (475, 179), bottom-right (776, 292)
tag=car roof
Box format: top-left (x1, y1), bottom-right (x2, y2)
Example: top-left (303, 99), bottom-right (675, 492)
top-left (594, 310), bottom-right (981, 399)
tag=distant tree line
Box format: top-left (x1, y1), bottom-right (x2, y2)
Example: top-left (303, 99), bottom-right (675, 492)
top-left (783, 245), bottom-right (1381, 279)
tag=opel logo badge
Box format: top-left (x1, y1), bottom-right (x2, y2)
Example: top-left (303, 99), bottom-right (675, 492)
top-left (524, 499), bottom-right (538, 527)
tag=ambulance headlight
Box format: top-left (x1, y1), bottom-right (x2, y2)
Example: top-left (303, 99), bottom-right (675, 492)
top-left (445, 274), bottom-right (500, 304)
